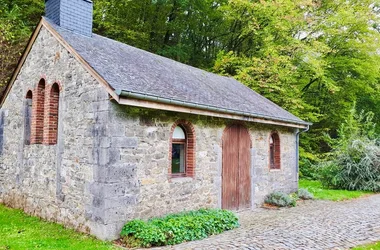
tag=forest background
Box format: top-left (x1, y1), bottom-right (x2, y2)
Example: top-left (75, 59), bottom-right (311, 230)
top-left (1, 0), bottom-right (379, 173)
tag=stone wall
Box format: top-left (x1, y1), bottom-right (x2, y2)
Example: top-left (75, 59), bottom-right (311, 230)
top-left (102, 105), bottom-right (298, 239)
top-left (0, 26), bottom-right (108, 234)
top-left (250, 124), bottom-right (298, 204)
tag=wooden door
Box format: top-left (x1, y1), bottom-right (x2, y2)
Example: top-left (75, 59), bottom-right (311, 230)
top-left (222, 124), bottom-right (251, 210)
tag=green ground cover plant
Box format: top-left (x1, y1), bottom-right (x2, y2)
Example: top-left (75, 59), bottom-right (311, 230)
top-left (299, 179), bottom-right (373, 201)
top-left (120, 208), bottom-right (239, 248)
top-left (0, 204), bottom-right (115, 250)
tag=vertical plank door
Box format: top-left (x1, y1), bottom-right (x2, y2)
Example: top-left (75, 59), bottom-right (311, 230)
top-left (238, 126), bottom-right (251, 209)
top-left (222, 124), bottom-right (251, 210)
top-left (222, 125), bottom-right (239, 210)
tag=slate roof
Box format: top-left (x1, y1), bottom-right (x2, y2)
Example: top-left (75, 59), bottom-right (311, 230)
top-left (46, 18), bottom-right (309, 126)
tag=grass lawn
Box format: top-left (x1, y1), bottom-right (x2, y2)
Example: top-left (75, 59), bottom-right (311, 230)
top-left (353, 241), bottom-right (380, 250)
top-left (299, 179), bottom-right (373, 201)
top-left (0, 204), bottom-right (116, 250)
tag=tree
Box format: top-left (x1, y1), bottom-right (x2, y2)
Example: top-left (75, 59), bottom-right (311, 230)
top-left (211, 0), bottom-right (380, 157)
top-left (300, 0), bottom-right (380, 144)
top-left (0, 0), bottom-right (43, 93)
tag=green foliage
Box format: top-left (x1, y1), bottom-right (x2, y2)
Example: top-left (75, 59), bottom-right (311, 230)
top-left (93, 0), bottom-right (227, 68)
top-left (318, 108), bottom-right (380, 192)
top-left (0, 204), bottom-right (115, 249)
top-left (299, 179), bottom-right (373, 201)
top-left (319, 138), bottom-right (380, 191)
top-left (353, 241), bottom-right (380, 250)
top-left (299, 158), bottom-right (320, 180)
top-left (297, 188), bottom-right (314, 200)
top-left (264, 191), bottom-right (297, 207)
top-left (120, 220), bottom-right (166, 247)
top-left (0, 0), bottom-right (43, 92)
top-left (120, 209), bottom-right (239, 247)
top-left (212, 0), bottom-right (380, 155)
top-left (299, 0), bottom-right (380, 153)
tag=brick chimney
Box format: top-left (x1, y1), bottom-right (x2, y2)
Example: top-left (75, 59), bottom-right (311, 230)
top-left (45, 0), bottom-right (93, 37)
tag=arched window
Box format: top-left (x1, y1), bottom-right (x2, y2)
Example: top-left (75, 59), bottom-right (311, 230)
top-left (31, 79), bottom-right (45, 144)
top-left (269, 132), bottom-right (281, 169)
top-left (24, 90), bottom-right (33, 145)
top-left (43, 83), bottom-right (60, 145)
top-left (170, 121), bottom-right (196, 178)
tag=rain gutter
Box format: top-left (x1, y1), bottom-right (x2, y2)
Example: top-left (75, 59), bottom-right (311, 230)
top-left (115, 89), bottom-right (312, 127)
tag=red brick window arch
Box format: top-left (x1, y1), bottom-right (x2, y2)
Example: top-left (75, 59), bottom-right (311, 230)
top-left (24, 90), bottom-right (33, 145)
top-left (31, 79), bottom-right (46, 144)
top-left (169, 120), bottom-right (196, 178)
top-left (269, 132), bottom-right (281, 169)
top-left (43, 83), bottom-right (60, 145)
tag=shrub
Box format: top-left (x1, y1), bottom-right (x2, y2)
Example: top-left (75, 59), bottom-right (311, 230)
top-left (297, 188), bottom-right (314, 200)
top-left (265, 191), bottom-right (297, 207)
top-left (319, 138), bottom-right (380, 191)
top-left (299, 158), bottom-right (320, 180)
top-left (318, 108), bottom-right (380, 192)
top-left (120, 209), bottom-right (239, 247)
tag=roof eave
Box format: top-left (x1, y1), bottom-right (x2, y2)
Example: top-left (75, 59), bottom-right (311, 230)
top-left (116, 89), bottom-right (311, 129)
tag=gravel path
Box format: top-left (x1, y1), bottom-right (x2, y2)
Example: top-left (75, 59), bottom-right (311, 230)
top-left (155, 194), bottom-right (380, 250)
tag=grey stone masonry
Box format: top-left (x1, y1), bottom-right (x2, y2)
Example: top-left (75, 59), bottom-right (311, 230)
top-left (45, 0), bottom-right (93, 37)
top-left (102, 104), bottom-right (298, 240)
top-left (0, 26), bottom-right (106, 236)
top-left (0, 110), bottom-right (4, 155)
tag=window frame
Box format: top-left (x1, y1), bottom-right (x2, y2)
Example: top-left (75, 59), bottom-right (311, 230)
top-left (171, 137), bottom-right (187, 177)
top-left (169, 120), bottom-right (196, 179)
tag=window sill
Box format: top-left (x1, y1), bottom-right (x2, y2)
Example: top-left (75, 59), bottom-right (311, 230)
top-left (169, 176), bottom-right (193, 183)
top-left (269, 169), bottom-right (281, 172)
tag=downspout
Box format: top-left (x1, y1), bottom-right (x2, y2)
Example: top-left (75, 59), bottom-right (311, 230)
top-left (296, 125), bottom-right (310, 186)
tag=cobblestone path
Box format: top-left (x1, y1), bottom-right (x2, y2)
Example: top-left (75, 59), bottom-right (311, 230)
top-left (156, 194), bottom-right (380, 250)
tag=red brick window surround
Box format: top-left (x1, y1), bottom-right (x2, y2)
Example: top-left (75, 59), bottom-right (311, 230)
top-left (29, 79), bottom-right (60, 145)
top-left (269, 131), bottom-right (281, 170)
top-left (43, 83), bottom-right (60, 145)
top-left (31, 79), bottom-right (45, 144)
top-left (169, 120), bottom-right (196, 178)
